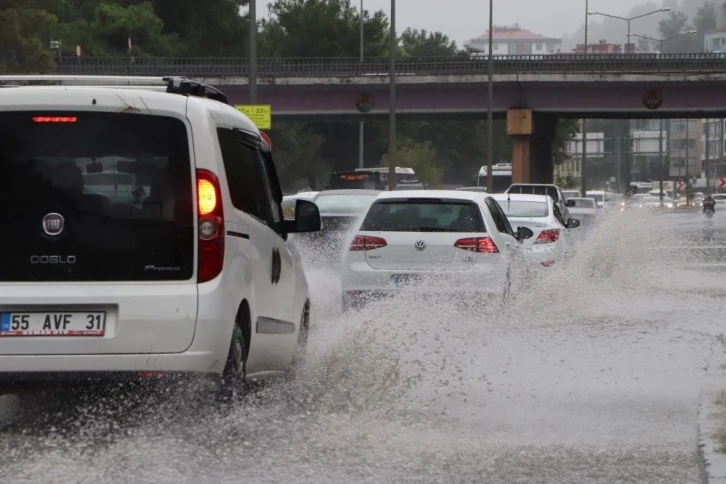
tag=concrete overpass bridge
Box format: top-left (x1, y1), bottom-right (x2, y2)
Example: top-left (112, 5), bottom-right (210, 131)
top-left (56, 54), bottom-right (726, 183)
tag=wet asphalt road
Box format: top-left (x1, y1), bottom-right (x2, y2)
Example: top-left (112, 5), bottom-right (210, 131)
top-left (0, 209), bottom-right (724, 484)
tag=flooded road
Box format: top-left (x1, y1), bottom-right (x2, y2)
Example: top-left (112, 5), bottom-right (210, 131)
top-left (0, 209), bottom-right (724, 484)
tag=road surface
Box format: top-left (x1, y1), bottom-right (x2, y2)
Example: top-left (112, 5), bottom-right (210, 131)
top-left (0, 209), bottom-right (723, 483)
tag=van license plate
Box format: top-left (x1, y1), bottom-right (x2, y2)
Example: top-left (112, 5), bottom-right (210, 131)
top-left (0, 312), bottom-right (106, 337)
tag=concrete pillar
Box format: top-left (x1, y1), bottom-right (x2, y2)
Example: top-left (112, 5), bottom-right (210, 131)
top-left (530, 113), bottom-right (558, 184)
top-left (507, 109), bottom-right (533, 183)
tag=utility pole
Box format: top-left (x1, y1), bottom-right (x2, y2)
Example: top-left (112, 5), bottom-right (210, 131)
top-left (659, 118), bottom-right (664, 203)
top-left (359, 0), bottom-right (365, 169)
top-left (249, 0), bottom-right (257, 104)
top-left (581, 0), bottom-right (588, 196)
top-left (387, 0), bottom-right (397, 191)
top-left (485, 0), bottom-right (494, 193)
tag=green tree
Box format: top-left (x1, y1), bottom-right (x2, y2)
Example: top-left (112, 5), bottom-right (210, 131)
top-left (552, 119), bottom-right (579, 166)
top-left (693, 2), bottom-right (717, 52)
top-left (377, 138), bottom-right (443, 186)
top-left (260, 0), bottom-right (389, 57)
top-left (400, 28), bottom-right (458, 57)
top-left (0, 5), bottom-right (57, 73)
top-left (658, 11), bottom-right (699, 53)
top-left (271, 123), bottom-right (327, 191)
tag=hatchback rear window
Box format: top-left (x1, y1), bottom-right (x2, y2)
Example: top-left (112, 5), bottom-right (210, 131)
top-left (497, 200), bottom-right (549, 217)
top-left (360, 199), bottom-right (486, 232)
top-left (0, 111), bottom-right (194, 282)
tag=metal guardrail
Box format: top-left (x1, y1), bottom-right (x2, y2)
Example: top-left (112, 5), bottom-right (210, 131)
top-left (54, 54), bottom-right (726, 78)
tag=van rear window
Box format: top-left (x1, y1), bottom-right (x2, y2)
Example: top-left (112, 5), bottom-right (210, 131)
top-left (0, 111), bottom-right (194, 282)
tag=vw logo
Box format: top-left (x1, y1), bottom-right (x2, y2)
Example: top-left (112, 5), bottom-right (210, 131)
top-left (42, 213), bottom-right (65, 236)
top-left (414, 240), bottom-right (426, 251)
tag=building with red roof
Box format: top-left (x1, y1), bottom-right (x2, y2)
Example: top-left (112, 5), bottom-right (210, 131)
top-left (464, 24), bottom-right (562, 55)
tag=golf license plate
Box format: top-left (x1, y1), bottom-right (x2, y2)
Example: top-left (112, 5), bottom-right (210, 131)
top-left (391, 274), bottom-right (419, 288)
top-left (0, 311), bottom-right (107, 337)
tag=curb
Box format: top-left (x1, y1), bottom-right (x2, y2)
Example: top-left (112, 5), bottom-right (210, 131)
top-left (698, 336), bottom-right (726, 484)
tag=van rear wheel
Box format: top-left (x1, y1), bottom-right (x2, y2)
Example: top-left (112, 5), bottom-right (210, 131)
top-left (217, 324), bottom-right (247, 403)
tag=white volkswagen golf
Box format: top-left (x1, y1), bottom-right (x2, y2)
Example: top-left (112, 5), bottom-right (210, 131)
top-left (0, 75), bottom-right (321, 399)
top-left (340, 190), bottom-right (533, 310)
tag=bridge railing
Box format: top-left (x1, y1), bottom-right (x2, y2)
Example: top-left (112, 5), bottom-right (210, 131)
top-left (55, 54), bottom-right (726, 77)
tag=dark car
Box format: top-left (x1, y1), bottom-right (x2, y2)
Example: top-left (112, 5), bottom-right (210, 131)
top-left (294, 189), bottom-right (380, 267)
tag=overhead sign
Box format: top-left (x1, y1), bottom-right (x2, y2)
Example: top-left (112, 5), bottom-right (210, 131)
top-left (719, 177), bottom-right (726, 188)
top-left (235, 105), bottom-right (271, 130)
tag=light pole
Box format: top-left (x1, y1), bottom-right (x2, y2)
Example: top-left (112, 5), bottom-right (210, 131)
top-left (627, 31), bottom-right (697, 53)
top-left (359, 0), bottom-right (365, 168)
top-left (588, 8), bottom-right (671, 53)
top-left (388, 0), bottom-right (397, 191)
top-left (627, 30), bottom-right (696, 200)
top-left (249, 0), bottom-right (257, 103)
top-left (486, 0), bottom-right (494, 193)
top-left (581, 0), bottom-right (588, 197)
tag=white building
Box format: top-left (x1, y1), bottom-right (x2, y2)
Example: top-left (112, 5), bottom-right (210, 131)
top-left (465, 24), bottom-right (561, 56)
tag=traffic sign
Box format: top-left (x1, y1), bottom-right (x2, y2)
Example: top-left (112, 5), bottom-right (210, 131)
top-left (720, 177), bottom-right (726, 188)
top-left (677, 180), bottom-right (685, 190)
top-left (235, 105), bottom-right (271, 130)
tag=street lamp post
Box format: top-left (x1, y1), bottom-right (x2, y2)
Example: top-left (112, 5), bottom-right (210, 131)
top-left (627, 31), bottom-right (697, 53)
top-left (588, 8), bottom-right (671, 53)
top-left (249, 0), bottom-right (257, 104)
top-left (581, 0), bottom-right (588, 197)
top-left (627, 30), bottom-right (697, 201)
top-left (359, 0), bottom-right (365, 169)
top-left (388, 0), bottom-right (397, 191)
top-left (486, 0), bottom-right (494, 193)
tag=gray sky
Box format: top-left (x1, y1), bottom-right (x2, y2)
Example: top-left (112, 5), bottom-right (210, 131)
top-left (256, 0), bottom-right (669, 48)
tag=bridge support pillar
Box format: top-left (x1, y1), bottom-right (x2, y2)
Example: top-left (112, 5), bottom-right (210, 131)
top-left (507, 109), bottom-right (532, 184)
top-left (530, 113), bottom-right (557, 184)
top-left (507, 109), bottom-right (557, 184)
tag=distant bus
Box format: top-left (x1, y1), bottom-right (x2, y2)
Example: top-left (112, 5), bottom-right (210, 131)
top-left (354, 167), bottom-right (416, 185)
top-left (329, 170), bottom-right (384, 190)
top-left (477, 163), bottom-right (512, 193)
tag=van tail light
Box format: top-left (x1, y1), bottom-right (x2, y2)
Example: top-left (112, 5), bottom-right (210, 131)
top-left (349, 235), bottom-right (388, 251)
top-left (534, 229), bottom-right (560, 244)
top-left (454, 237), bottom-right (499, 253)
top-left (33, 116), bottom-right (77, 123)
top-left (196, 169), bottom-right (224, 283)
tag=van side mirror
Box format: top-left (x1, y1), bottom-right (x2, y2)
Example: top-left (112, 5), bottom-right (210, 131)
top-left (284, 200), bottom-right (321, 233)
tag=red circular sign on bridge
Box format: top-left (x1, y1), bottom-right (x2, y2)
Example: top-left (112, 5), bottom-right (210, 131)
top-left (642, 89), bottom-right (664, 110)
top-left (355, 93), bottom-right (375, 113)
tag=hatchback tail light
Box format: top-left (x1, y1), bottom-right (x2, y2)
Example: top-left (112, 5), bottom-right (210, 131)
top-left (349, 235), bottom-right (388, 251)
top-left (454, 237), bottom-right (499, 253)
top-left (534, 229), bottom-right (560, 244)
top-left (196, 169), bottom-right (224, 283)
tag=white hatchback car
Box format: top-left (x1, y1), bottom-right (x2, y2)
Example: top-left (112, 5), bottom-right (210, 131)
top-left (340, 190), bottom-right (533, 310)
top-left (0, 75), bottom-right (321, 398)
top-left (491, 194), bottom-right (579, 269)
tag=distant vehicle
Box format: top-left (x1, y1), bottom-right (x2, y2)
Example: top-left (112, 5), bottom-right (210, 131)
top-left (457, 186), bottom-right (488, 193)
top-left (637, 196), bottom-right (675, 211)
top-left (295, 190), bottom-right (380, 267)
top-left (354, 166), bottom-right (417, 186)
top-left (566, 197), bottom-right (599, 224)
top-left (329, 170), bottom-right (384, 190)
top-left (476, 163), bottom-right (512, 193)
top-left (492, 193), bottom-right (579, 270)
top-left (561, 189), bottom-right (582, 200)
top-left (340, 190), bottom-right (533, 311)
top-left (505, 183), bottom-right (574, 220)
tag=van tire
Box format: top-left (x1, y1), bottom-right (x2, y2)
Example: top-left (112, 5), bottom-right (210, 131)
top-left (217, 323), bottom-right (247, 403)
